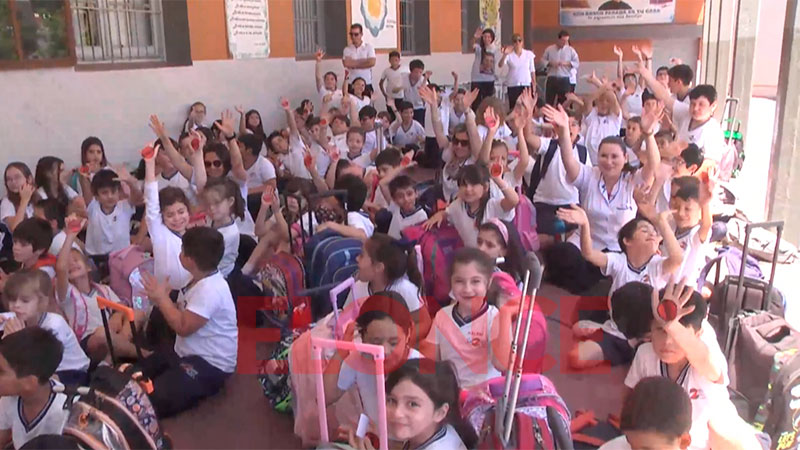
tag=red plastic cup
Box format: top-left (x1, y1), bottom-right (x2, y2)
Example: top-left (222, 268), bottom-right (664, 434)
top-left (190, 212), bottom-right (206, 224)
top-left (281, 99), bottom-right (290, 108)
top-left (78, 165), bottom-right (90, 175)
top-left (701, 171), bottom-right (709, 184)
top-left (320, 118), bottom-right (328, 126)
top-left (191, 138), bottom-right (200, 151)
top-left (66, 217), bottom-right (82, 233)
top-left (490, 162), bottom-right (503, 178)
top-left (304, 154), bottom-right (313, 168)
top-left (141, 146), bottom-right (155, 160)
top-left (657, 300), bottom-right (678, 321)
top-left (262, 187), bottom-right (274, 205)
top-left (401, 154), bottom-right (412, 167)
top-left (485, 116), bottom-right (497, 129)
top-left (436, 199), bottom-right (447, 212)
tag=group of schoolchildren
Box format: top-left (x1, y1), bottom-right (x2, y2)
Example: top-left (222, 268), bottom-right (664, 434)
top-left (0, 25), bottom-right (766, 450)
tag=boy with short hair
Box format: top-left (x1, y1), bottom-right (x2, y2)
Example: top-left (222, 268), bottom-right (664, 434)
top-left (599, 376), bottom-right (693, 450)
top-left (380, 50), bottom-right (405, 121)
top-left (388, 101), bottom-right (426, 148)
top-left (667, 64), bottom-right (694, 104)
top-left (356, 105), bottom-right (387, 157)
top-left (401, 59), bottom-right (430, 125)
top-left (340, 126), bottom-right (373, 169)
top-left (140, 226), bottom-right (238, 418)
top-left (33, 198), bottom-right (78, 256)
top-left (0, 327), bottom-right (69, 449)
top-left (318, 174), bottom-right (374, 241)
top-left (673, 144), bottom-right (704, 177)
top-left (12, 217), bottom-right (55, 277)
top-left (385, 174), bottom-right (428, 239)
top-left (662, 176), bottom-right (713, 283)
top-left (622, 116), bottom-right (644, 167)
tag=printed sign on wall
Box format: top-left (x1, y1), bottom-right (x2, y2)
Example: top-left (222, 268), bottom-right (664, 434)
top-left (225, 0), bottom-right (270, 59)
top-left (350, 0), bottom-right (398, 49)
top-left (560, 0), bottom-right (675, 26)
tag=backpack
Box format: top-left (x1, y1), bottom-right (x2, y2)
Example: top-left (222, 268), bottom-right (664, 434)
top-left (257, 251), bottom-right (307, 335)
top-left (258, 328), bottom-right (302, 414)
top-left (109, 245), bottom-right (149, 305)
top-left (57, 365), bottom-right (171, 449)
top-left (727, 218), bottom-right (799, 265)
top-left (528, 140), bottom-right (588, 199)
top-left (752, 349), bottom-right (800, 450)
top-left (462, 374), bottom-right (573, 450)
top-left (514, 187), bottom-right (539, 253)
top-left (402, 224), bottom-right (463, 315)
top-left (696, 246), bottom-right (764, 291)
top-left (304, 231), bottom-right (362, 319)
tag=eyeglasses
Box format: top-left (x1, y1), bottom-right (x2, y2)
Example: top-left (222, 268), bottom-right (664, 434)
top-left (452, 137), bottom-right (469, 147)
top-left (204, 160), bottom-right (223, 168)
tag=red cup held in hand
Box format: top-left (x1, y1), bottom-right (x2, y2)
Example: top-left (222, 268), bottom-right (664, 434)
top-left (281, 99), bottom-right (290, 108)
top-left (490, 162), bottom-right (503, 178)
top-left (78, 165), bottom-right (90, 175)
top-left (191, 138), bottom-right (200, 151)
top-left (401, 154), bottom-right (412, 167)
top-left (485, 116), bottom-right (497, 129)
top-left (66, 217), bottom-right (82, 233)
top-left (320, 118), bottom-right (328, 126)
top-left (657, 300), bottom-right (678, 322)
top-left (190, 212), bottom-right (206, 224)
top-left (141, 146), bottom-right (155, 160)
top-left (262, 187), bottom-right (274, 205)
top-left (304, 153), bottom-right (313, 168)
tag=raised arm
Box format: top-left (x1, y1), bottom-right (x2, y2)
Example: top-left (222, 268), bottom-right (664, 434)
top-left (235, 105), bottom-right (248, 137)
top-left (637, 62), bottom-right (675, 111)
top-left (478, 107), bottom-right (500, 164)
top-left (492, 173), bottom-right (519, 212)
top-left (149, 114), bottom-right (195, 181)
top-left (638, 102), bottom-right (664, 187)
top-left (314, 49), bottom-right (325, 92)
top-left (542, 104), bottom-right (580, 183)
top-left (698, 168), bottom-right (716, 243)
top-left (512, 91), bottom-right (534, 181)
top-left (498, 45), bottom-right (511, 68)
top-left (56, 217), bottom-right (84, 303)
top-left (613, 45), bottom-right (624, 86)
top-left (6, 183), bottom-right (35, 232)
top-left (114, 165), bottom-right (144, 206)
top-left (216, 109), bottom-right (248, 183)
top-left (419, 85), bottom-right (450, 149)
top-left (557, 205), bottom-right (608, 270)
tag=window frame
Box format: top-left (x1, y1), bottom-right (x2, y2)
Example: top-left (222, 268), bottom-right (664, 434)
top-left (399, 0), bottom-right (415, 55)
top-left (293, 0), bottom-right (325, 60)
top-left (0, 0), bottom-right (77, 70)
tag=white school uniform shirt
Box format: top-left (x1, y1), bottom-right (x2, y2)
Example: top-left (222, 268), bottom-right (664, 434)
top-left (245, 155), bottom-right (276, 189)
top-left (449, 108), bottom-right (467, 135)
top-left (35, 185), bottom-right (79, 202)
top-left (424, 101), bottom-right (450, 139)
top-left (663, 224), bottom-right (707, 285)
top-left (441, 149), bottom-right (476, 202)
top-left (446, 197), bottom-right (514, 248)
top-left (387, 203), bottom-right (428, 240)
top-left (347, 210), bottom-right (375, 238)
top-left (414, 424), bottom-right (468, 450)
top-left (381, 66), bottom-right (407, 100)
top-left (84, 199), bottom-right (134, 256)
top-left (390, 120), bottom-right (425, 148)
top-left (144, 181), bottom-right (192, 290)
top-left (583, 108), bottom-right (623, 166)
top-left (542, 44), bottom-right (580, 78)
top-left (229, 176), bottom-right (256, 238)
top-left (672, 101), bottom-right (725, 165)
top-left (570, 166), bottom-right (642, 252)
top-left (156, 170), bottom-right (198, 206)
top-left (0, 196), bottom-right (33, 224)
top-left (504, 49), bottom-right (536, 87)
top-left (280, 132), bottom-right (312, 180)
top-left (364, 128), bottom-right (387, 157)
top-left (343, 42), bottom-right (376, 85)
top-left (477, 124), bottom-right (517, 149)
top-left (601, 252), bottom-right (669, 338)
top-left (216, 222), bottom-right (239, 277)
top-left (48, 230), bottom-right (80, 257)
top-left (343, 275), bottom-right (424, 312)
top-left (174, 272), bottom-right (238, 373)
top-left (59, 282), bottom-right (120, 342)
top-left (488, 159), bottom-right (533, 205)
top-left (319, 86), bottom-right (344, 111)
top-left (341, 150), bottom-right (374, 169)
top-left (350, 94), bottom-right (373, 115)
top-left (624, 142), bottom-right (640, 168)
top-left (401, 75), bottom-right (426, 109)
top-left (426, 303), bottom-right (501, 388)
top-left (40, 312), bottom-right (91, 373)
top-left (621, 86), bottom-right (644, 117)
top-left (338, 348), bottom-right (423, 428)
top-left (0, 380), bottom-right (70, 450)
top-left (625, 342), bottom-right (735, 450)
top-left (532, 137), bottom-right (592, 205)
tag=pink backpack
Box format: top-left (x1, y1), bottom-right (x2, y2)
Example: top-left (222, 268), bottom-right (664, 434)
top-left (514, 186), bottom-right (539, 253)
top-left (402, 224), bottom-right (463, 316)
top-left (108, 245), bottom-right (149, 305)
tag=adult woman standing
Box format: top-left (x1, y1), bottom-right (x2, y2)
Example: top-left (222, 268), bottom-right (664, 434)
top-left (498, 33), bottom-right (536, 109)
top-left (470, 27), bottom-right (498, 110)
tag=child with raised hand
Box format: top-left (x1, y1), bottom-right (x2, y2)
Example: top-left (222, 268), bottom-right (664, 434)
top-left (622, 116), bottom-right (644, 167)
top-left (0, 327), bottom-right (71, 449)
top-left (348, 358), bottom-right (477, 450)
top-left (276, 97), bottom-right (313, 180)
top-left (2, 162), bottom-right (37, 231)
top-left (664, 174), bottom-right (714, 283)
top-left (238, 133), bottom-right (276, 197)
top-left (477, 219), bottom-right (527, 284)
top-left (234, 105), bottom-right (266, 141)
top-left (599, 376), bottom-right (693, 450)
top-left (557, 199), bottom-right (683, 369)
top-left (422, 248), bottom-right (521, 388)
top-left (143, 145), bottom-right (192, 291)
top-left (566, 81), bottom-right (623, 165)
top-left (2, 270), bottom-right (90, 385)
top-left (55, 216), bottom-right (135, 362)
top-left (325, 291), bottom-right (423, 430)
top-left (200, 178), bottom-right (243, 277)
top-left (423, 164), bottom-right (518, 248)
top-left (149, 114), bottom-right (207, 190)
top-left (78, 167), bottom-right (142, 279)
top-left (34, 198), bottom-right (78, 257)
top-left (388, 101), bottom-right (426, 148)
top-left (182, 101), bottom-right (208, 133)
top-left (316, 49), bottom-right (343, 112)
top-left (140, 226), bottom-right (238, 418)
top-left (343, 234), bottom-right (430, 339)
top-left (12, 218), bottom-right (55, 277)
top-left (381, 172), bottom-right (428, 239)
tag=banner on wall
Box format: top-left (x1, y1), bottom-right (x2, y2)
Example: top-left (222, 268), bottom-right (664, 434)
top-left (350, 0), bottom-right (397, 49)
top-left (560, 0), bottom-right (675, 26)
top-left (224, 0), bottom-right (270, 59)
top-left (480, 0), bottom-right (501, 40)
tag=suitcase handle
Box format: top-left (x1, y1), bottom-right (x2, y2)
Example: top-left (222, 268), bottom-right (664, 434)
top-left (735, 221), bottom-right (783, 312)
top-left (97, 297), bottom-right (145, 366)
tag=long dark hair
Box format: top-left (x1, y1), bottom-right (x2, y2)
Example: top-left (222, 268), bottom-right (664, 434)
top-left (80, 136), bottom-right (108, 167)
top-left (478, 219), bottom-right (526, 282)
top-left (34, 157), bottom-right (67, 207)
top-left (364, 234), bottom-right (424, 295)
top-left (4, 162), bottom-right (34, 209)
top-left (457, 164), bottom-right (491, 227)
top-left (203, 177), bottom-right (245, 220)
top-left (245, 109), bottom-right (266, 139)
top-left (203, 143), bottom-right (233, 176)
top-left (386, 359), bottom-right (478, 448)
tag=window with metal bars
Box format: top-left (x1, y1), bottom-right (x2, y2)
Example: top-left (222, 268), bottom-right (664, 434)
top-left (399, 0), bottom-right (414, 54)
top-left (70, 0), bottom-right (164, 63)
top-left (293, 0), bottom-right (324, 58)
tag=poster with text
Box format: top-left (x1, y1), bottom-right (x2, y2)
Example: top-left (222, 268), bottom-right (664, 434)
top-left (480, 0), bottom-right (501, 41)
top-left (560, 0), bottom-right (675, 26)
top-left (350, 0), bottom-right (397, 49)
top-left (225, 0), bottom-right (270, 59)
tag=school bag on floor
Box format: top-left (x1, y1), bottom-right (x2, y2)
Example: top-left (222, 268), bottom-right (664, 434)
top-left (258, 328), bottom-right (303, 414)
top-left (108, 244), bottom-right (150, 305)
top-left (752, 349), bottom-right (800, 450)
top-left (305, 231), bottom-right (361, 319)
top-left (402, 224), bottom-right (463, 315)
top-left (256, 251), bottom-right (309, 336)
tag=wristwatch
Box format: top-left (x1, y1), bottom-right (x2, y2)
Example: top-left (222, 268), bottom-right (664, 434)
top-left (225, 133), bottom-right (237, 141)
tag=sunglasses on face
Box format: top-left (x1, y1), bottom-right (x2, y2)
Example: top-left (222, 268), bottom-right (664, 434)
top-left (452, 137), bottom-right (469, 147)
top-left (204, 160), bottom-right (223, 168)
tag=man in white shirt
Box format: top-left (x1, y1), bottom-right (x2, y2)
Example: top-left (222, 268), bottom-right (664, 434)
top-left (343, 24), bottom-right (376, 96)
top-left (498, 33), bottom-right (536, 109)
top-left (541, 30), bottom-right (580, 106)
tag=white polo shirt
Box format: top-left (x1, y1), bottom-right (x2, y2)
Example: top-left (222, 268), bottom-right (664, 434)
top-left (343, 42), bottom-right (376, 85)
top-left (621, 86), bottom-right (644, 117)
top-left (216, 222), bottom-right (239, 277)
top-left (84, 199), bottom-right (135, 256)
top-left (347, 211), bottom-right (375, 238)
top-left (0, 380), bottom-right (70, 450)
top-left (40, 312), bottom-right (91, 373)
top-left (583, 108), bottom-right (623, 165)
top-left (570, 166), bottom-right (641, 252)
top-left (402, 75), bottom-right (427, 110)
top-left (387, 203), bottom-right (428, 240)
top-left (663, 223), bottom-right (707, 285)
top-left (145, 181), bottom-right (192, 290)
top-left (245, 155), bottom-right (276, 189)
top-left (505, 49), bottom-right (536, 87)
top-left (532, 137), bottom-right (592, 205)
top-left (0, 197), bottom-right (33, 224)
top-left (343, 275), bottom-right (423, 313)
top-left (381, 66), bottom-right (407, 100)
top-left (156, 170), bottom-right (198, 206)
top-left (280, 132), bottom-right (312, 180)
top-left (446, 197), bottom-right (514, 247)
top-left (319, 86), bottom-right (343, 110)
top-left (672, 102), bottom-right (725, 165)
top-left (390, 120), bottom-right (425, 148)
